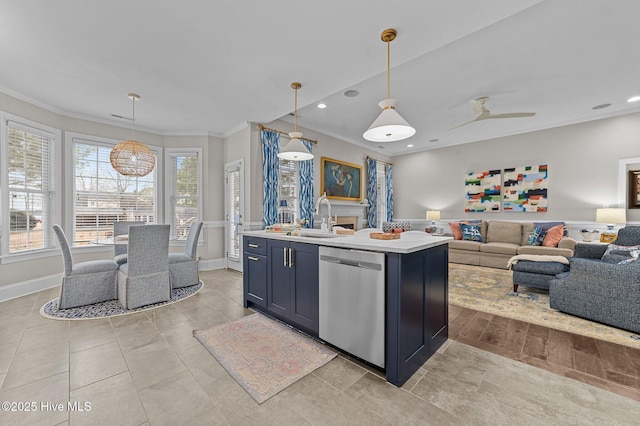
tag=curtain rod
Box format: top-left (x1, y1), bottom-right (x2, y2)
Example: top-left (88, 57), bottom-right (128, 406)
top-left (366, 156), bottom-right (393, 166)
top-left (258, 124), bottom-right (318, 144)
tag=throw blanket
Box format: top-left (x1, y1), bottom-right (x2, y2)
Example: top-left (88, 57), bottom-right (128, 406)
top-left (507, 254), bottom-right (570, 269)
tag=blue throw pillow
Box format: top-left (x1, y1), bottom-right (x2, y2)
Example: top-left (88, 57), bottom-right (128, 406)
top-left (527, 225), bottom-right (545, 246)
top-left (460, 224), bottom-right (483, 242)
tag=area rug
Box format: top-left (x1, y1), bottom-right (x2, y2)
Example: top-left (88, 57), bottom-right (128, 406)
top-left (40, 281), bottom-right (203, 320)
top-left (448, 263), bottom-right (640, 349)
top-left (194, 313), bottom-right (336, 404)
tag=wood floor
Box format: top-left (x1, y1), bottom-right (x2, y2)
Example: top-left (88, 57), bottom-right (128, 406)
top-left (449, 304), bottom-right (640, 402)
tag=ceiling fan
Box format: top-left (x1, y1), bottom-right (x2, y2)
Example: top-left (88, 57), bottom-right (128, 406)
top-left (448, 96), bottom-right (536, 130)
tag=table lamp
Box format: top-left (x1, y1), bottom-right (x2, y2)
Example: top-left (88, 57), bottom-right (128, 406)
top-left (426, 210), bottom-right (441, 233)
top-left (596, 208), bottom-right (626, 243)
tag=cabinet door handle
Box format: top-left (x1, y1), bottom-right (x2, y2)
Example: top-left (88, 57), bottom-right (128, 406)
top-left (283, 247), bottom-right (287, 267)
top-left (288, 248), bottom-right (294, 268)
top-left (248, 243), bottom-right (259, 248)
top-left (248, 256), bottom-right (260, 261)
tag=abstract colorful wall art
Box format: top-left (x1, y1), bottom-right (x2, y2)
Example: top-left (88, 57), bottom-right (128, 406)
top-left (464, 170), bottom-right (502, 212)
top-left (503, 165), bottom-right (548, 212)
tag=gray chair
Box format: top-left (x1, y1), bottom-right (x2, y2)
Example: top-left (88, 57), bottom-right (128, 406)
top-left (550, 226), bottom-right (640, 333)
top-left (117, 224), bottom-right (171, 309)
top-left (169, 221), bottom-right (203, 288)
top-left (113, 220), bottom-right (145, 265)
top-left (53, 224), bottom-right (119, 309)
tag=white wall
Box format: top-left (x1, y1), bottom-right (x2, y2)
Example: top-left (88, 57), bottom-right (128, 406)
top-left (393, 112), bottom-right (640, 224)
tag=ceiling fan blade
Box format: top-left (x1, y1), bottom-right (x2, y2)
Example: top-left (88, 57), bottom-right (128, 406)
top-left (487, 112), bottom-right (536, 119)
top-left (447, 115), bottom-right (482, 131)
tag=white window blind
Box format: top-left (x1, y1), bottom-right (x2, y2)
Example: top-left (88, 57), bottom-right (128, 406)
top-left (73, 139), bottom-right (157, 245)
top-left (226, 166), bottom-right (240, 260)
top-left (6, 123), bottom-right (56, 254)
top-left (167, 151), bottom-right (200, 240)
top-left (278, 159), bottom-right (299, 223)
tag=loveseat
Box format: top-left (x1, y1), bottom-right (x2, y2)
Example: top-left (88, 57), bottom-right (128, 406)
top-left (448, 220), bottom-right (577, 269)
top-left (549, 226), bottom-right (640, 333)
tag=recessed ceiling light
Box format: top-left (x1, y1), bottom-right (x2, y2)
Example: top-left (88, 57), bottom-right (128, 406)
top-left (344, 90), bottom-right (359, 98)
top-left (592, 103), bottom-right (611, 110)
top-left (627, 96), bottom-right (640, 103)
top-left (429, 138), bottom-right (439, 143)
top-left (407, 144), bottom-right (414, 148)
top-left (317, 103), bottom-right (327, 109)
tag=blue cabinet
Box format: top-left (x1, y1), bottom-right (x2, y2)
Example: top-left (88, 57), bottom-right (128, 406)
top-left (385, 243), bottom-right (448, 386)
top-left (243, 237), bottom-right (267, 308)
top-left (266, 240), bottom-right (319, 335)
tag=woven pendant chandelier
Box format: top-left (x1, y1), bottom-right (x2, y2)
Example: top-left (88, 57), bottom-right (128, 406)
top-left (110, 93), bottom-right (155, 177)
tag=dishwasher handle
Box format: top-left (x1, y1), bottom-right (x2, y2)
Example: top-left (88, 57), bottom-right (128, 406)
top-left (319, 255), bottom-right (382, 272)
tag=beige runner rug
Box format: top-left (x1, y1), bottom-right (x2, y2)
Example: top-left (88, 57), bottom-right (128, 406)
top-left (194, 313), bottom-right (336, 404)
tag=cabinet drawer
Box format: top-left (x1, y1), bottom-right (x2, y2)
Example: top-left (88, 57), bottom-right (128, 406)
top-left (244, 237), bottom-right (267, 255)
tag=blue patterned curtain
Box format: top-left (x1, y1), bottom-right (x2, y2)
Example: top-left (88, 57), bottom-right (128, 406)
top-left (367, 158), bottom-right (377, 228)
top-left (262, 130), bottom-right (279, 227)
top-left (299, 140), bottom-right (314, 228)
top-left (386, 163), bottom-right (393, 221)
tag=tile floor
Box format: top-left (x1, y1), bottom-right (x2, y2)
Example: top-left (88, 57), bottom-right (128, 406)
top-left (0, 269), bottom-right (639, 425)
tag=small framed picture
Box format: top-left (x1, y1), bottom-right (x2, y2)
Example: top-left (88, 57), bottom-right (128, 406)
top-left (628, 170), bottom-right (640, 209)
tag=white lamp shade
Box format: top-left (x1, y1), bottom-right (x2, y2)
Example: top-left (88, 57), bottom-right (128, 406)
top-left (277, 132), bottom-right (314, 161)
top-left (363, 99), bottom-right (416, 142)
top-left (426, 210), bottom-right (441, 221)
top-left (596, 208), bottom-right (626, 224)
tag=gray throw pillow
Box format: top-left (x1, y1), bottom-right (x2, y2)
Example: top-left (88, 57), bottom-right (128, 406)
top-left (600, 244), bottom-right (640, 264)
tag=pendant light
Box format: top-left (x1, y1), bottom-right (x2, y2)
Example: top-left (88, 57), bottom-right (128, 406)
top-left (363, 28), bottom-right (416, 142)
top-left (110, 93), bottom-right (156, 177)
top-left (277, 82), bottom-right (314, 161)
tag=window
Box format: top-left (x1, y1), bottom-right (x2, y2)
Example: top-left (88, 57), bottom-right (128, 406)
top-left (1, 116), bottom-right (59, 256)
top-left (166, 149), bottom-right (202, 240)
top-left (278, 158), bottom-right (299, 223)
top-left (71, 136), bottom-right (158, 246)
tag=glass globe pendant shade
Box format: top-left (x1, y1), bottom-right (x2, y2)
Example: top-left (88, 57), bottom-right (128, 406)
top-left (110, 140), bottom-right (156, 177)
top-left (363, 98), bottom-right (416, 142)
top-left (278, 132), bottom-right (313, 161)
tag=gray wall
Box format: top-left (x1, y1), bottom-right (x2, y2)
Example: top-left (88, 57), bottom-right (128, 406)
top-left (0, 92), bottom-right (224, 290)
top-left (392, 112), bottom-right (640, 223)
top-left (240, 119), bottom-right (392, 227)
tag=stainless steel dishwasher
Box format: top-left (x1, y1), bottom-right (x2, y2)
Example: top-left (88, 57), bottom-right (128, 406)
top-left (318, 246), bottom-right (385, 368)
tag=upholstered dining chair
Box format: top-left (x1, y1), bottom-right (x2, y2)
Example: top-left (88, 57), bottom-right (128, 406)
top-left (113, 220), bottom-right (145, 265)
top-left (117, 224), bottom-right (171, 309)
top-left (169, 221), bottom-right (203, 288)
top-left (52, 224), bottom-right (119, 309)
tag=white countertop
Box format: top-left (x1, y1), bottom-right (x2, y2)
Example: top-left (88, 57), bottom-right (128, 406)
top-left (242, 230), bottom-right (452, 254)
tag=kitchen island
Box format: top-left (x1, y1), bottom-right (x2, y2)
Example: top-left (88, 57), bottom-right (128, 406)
top-left (242, 229), bottom-right (452, 387)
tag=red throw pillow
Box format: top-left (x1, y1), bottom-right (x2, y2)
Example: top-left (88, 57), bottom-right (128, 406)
top-left (542, 224), bottom-right (564, 247)
top-left (449, 222), bottom-right (462, 240)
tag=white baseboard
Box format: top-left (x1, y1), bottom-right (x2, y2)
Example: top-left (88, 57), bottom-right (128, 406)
top-left (0, 274), bottom-right (61, 303)
top-left (199, 258), bottom-right (226, 271)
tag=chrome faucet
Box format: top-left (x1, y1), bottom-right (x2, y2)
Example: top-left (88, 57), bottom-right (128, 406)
top-left (314, 193), bottom-right (333, 232)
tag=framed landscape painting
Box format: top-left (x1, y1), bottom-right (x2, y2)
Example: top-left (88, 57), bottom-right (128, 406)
top-left (321, 157), bottom-right (362, 201)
